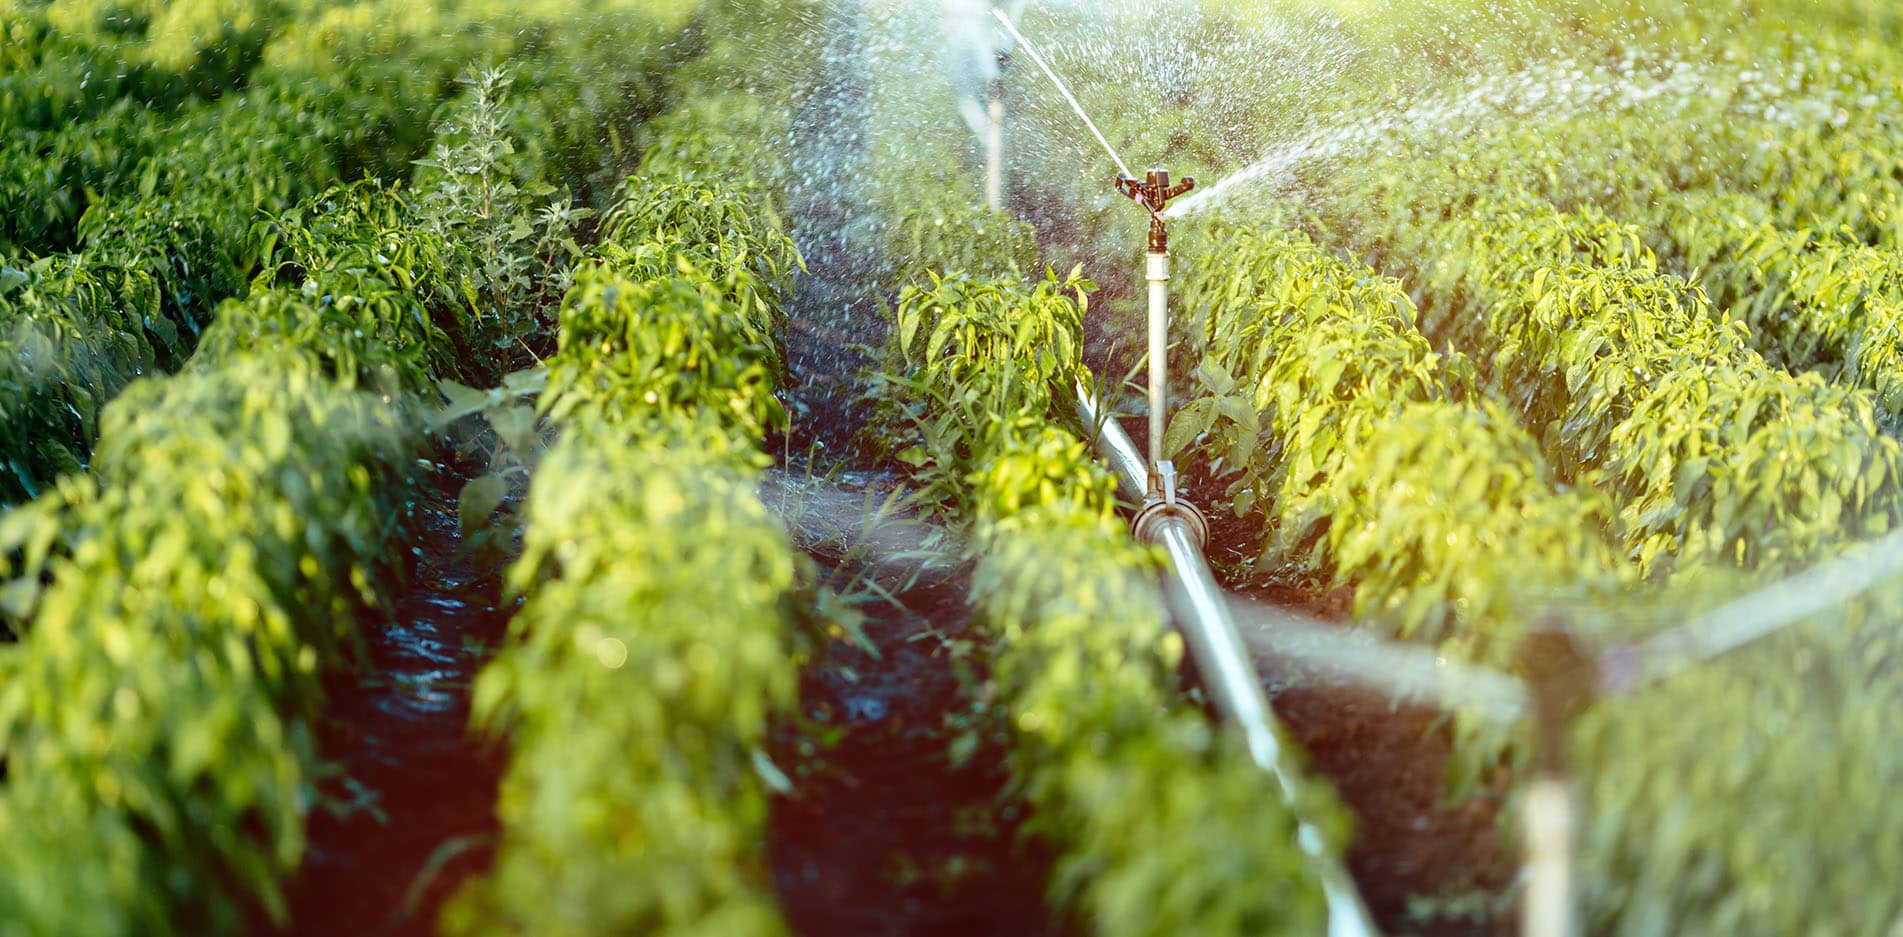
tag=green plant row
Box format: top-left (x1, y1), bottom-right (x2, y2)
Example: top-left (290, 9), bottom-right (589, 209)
top-left (869, 269), bottom-right (1345, 937)
top-left (443, 411), bottom-right (799, 937)
top-left (1173, 216), bottom-right (1628, 670)
top-left (0, 63), bottom-right (608, 931)
top-left (1295, 31), bottom-right (1903, 392)
top-left (0, 169), bottom-right (481, 929)
top-left (0, 0), bottom-right (292, 128)
top-left (0, 0), bottom-right (685, 506)
top-left (0, 348), bottom-right (420, 937)
top-left (1330, 186), bottom-right (1903, 578)
top-left (1630, 190), bottom-right (1903, 414)
top-left (262, 0), bottom-right (694, 190)
top-left (1376, 64), bottom-right (1903, 401)
top-left (1567, 575), bottom-right (1903, 937)
top-left (1304, 26), bottom-right (1903, 249)
top-left (444, 156), bottom-right (805, 936)
top-left (0, 84), bottom-right (352, 502)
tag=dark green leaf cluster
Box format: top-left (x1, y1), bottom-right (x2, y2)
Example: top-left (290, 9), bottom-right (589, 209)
top-left (201, 180), bottom-right (487, 394)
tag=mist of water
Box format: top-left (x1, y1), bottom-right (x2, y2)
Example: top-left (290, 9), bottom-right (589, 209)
top-left (990, 8), bottom-right (1134, 180)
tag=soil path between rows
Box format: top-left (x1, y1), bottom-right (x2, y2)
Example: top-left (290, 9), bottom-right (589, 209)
top-left (272, 477), bottom-right (512, 937)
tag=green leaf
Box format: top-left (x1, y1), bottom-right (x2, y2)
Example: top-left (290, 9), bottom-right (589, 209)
top-left (0, 578), bottom-right (40, 619)
top-left (1163, 397), bottom-right (1219, 459)
top-left (458, 473), bottom-right (508, 538)
top-left (501, 366), bottom-right (549, 397)
top-left (430, 378), bottom-right (493, 432)
top-left (0, 266), bottom-right (28, 297)
top-left (1195, 358), bottom-right (1237, 396)
top-left (484, 404), bottom-right (539, 457)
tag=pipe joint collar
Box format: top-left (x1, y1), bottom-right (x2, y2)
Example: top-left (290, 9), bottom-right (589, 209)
top-left (1132, 495), bottom-right (1209, 549)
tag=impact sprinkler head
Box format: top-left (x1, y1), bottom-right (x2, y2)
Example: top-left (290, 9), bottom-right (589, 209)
top-left (1116, 168), bottom-right (1196, 253)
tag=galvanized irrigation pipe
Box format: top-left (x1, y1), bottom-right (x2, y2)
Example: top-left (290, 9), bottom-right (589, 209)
top-left (1075, 388), bottom-right (1380, 937)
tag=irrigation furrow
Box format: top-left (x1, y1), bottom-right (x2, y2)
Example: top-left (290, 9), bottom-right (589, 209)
top-left (272, 475), bottom-right (514, 937)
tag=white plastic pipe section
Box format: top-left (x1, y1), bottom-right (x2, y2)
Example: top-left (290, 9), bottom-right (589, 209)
top-left (1522, 777), bottom-right (1576, 937)
top-left (986, 96), bottom-right (1005, 212)
top-left (1146, 251), bottom-right (1169, 489)
top-left (1073, 388), bottom-right (1380, 937)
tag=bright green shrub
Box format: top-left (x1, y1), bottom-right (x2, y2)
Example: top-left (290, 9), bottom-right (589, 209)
top-left (447, 162), bottom-right (804, 937)
top-left (442, 415), bottom-right (798, 937)
top-left (1569, 586), bottom-right (1903, 937)
top-left (1375, 193), bottom-right (1903, 576)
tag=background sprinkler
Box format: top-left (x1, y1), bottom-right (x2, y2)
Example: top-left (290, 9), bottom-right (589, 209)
top-left (950, 1), bottom-right (1027, 212)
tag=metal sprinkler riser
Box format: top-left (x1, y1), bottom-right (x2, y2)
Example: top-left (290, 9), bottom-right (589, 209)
top-left (1115, 169), bottom-right (1203, 533)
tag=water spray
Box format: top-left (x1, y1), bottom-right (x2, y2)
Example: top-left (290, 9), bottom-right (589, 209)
top-left (995, 10), bottom-right (1374, 933)
top-left (990, 9), bottom-right (1134, 179)
top-left (986, 54), bottom-right (1007, 211)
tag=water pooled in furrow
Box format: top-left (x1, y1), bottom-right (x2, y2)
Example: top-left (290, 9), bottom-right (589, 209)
top-left (269, 477), bottom-right (514, 937)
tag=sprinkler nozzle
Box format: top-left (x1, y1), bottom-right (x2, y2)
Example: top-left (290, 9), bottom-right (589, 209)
top-left (1116, 169), bottom-right (1196, 252)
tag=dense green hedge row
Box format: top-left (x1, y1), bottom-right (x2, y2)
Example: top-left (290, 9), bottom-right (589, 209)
top-left (869, 270), bottom-right (1345, 936)
top-left (1299, 28), bottom-right (1903, 392)
top-left (1312, 173), bottom-right (1903, 579)
top-left (1223, 14), bottom-right (1903, 933)
top-left (0, 150), bottom-right (497, 928)
top-left (1173, 216), bottom-right (1627, 670)
top-left (1568, 580), bottom-right (1903, 937)
top-left (0, 58), bottom-right (613, 932)
top-left (0, 0), bottom-right (683, 505)
top-left (1635, 190), bottom-right (1903, 418)
top-left (1404, 195), bottom-right (1903, 577)
top-left (0, 85), bottom-right (348, 501)
top-left (444, 413), bottom-right (799, 937)
top-left (0, 351), bottom-right (419, 937)
top-left (445, 132), bottom-right (806, 932)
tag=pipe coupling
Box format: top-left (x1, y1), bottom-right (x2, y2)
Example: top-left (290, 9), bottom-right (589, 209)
top-left (1132, 494), bottom-right (1209, 549)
